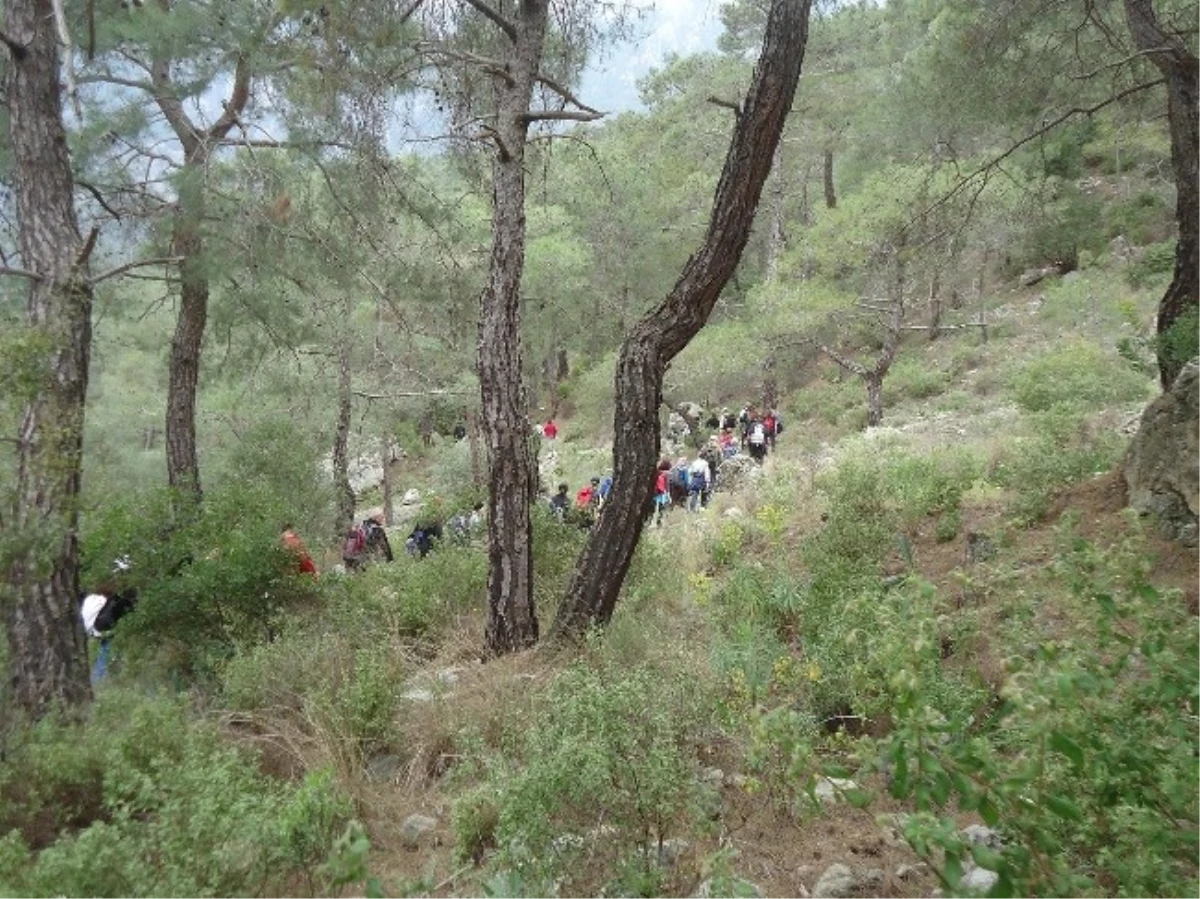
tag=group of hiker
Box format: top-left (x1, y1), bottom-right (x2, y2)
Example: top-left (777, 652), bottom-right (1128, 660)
top-left (704, 405), bottom-right (783, 463)
top-left (547, 474), bottom-right (613, 527)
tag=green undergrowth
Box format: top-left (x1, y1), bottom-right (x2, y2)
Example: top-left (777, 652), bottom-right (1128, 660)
top-left (0, 689), bottom-right (353, 897)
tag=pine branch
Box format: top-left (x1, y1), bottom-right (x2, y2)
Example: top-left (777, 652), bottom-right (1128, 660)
top-left (462, 0), bottom-right (517, 42)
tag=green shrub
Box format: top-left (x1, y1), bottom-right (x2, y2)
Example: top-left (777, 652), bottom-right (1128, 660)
top-left (884, 357), bottom-right (951, 404)
top-left (1007, 341), bottom-right (1152, 413)
top-left (1124, 240), bottom-right (1175, 289)
top-left (0, 689), bottom-right (352, 897)
top-left (876, 527), bottom-right (1199, 897)
top-left (78, 482), bottom-right (321, 684)
top-left (1158, 306), bottom-right (1199, 375)
top-left (990, 406), bottom-right (1127, 522)
top-left (476, 661), bottom-right (713, 894)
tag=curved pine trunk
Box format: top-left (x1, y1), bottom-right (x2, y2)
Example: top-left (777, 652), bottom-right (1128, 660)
top-left (1124, 0), bottom-right (1198, 389)
top-left (550, 0), bottom-right (814, 643)
top-left (4, 0), bottom-right (95, 717)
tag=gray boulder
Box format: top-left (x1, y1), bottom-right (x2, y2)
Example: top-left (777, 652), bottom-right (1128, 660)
top-left (717, 455), bottom-right (762, 491)
top-left (960, 866), bottom-right (999, 894)
top-left (400, 813), bottom-right (438, 850)
top-left (810, 864), bottom-right (884, 898)
top-left (1123, 359), bottom-right (1199, 546)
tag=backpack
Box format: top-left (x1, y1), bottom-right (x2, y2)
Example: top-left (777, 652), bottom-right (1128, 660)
top-left (342, 525), bottom-right (366, 560)
top-left (750, 423), bottom-right (766, 445)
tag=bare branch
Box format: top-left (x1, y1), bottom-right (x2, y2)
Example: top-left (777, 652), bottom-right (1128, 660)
top-left (462, 0), bottom-right (518, 42)
top-left (0, 266), bottom-right (43, 281)
top-left (76, 180), bottom-right (124, 221)
top-left (90, 256), bottom-right (183, 286)
top-left (521, 109), bottom-right (605, 123)
top-left (208, 54), bottom-right (252, 141)
top-left (706, 95), bottom-right (742, 117)
top-left (75, 227), bottom-right (100, 269)
top-left (51, 0), bottom-right (82, 118)
top-left (354, 389), bottom-right (471, 400)
top-left (534, 71), bottom-right (602, 116)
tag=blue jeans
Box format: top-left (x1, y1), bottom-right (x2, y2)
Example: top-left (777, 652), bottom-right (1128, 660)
top-left (91, 637), bottom-right (112, 685)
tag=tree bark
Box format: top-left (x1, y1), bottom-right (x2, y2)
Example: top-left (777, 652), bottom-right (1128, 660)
top-left (550, 0), bottom-right (813, 643)
top-left (333, 302), bottom-right (356, 542)
top-left (822, 146), bottom-right (837, 209)
top-left (1123, 0), bottom-right (1198, 390)
top-left (4, 0), bottom-right (95, 719)
top-left (865, 373), bottom-right (884, 426)
top-left (380, 433), bottom-right (395, 526)
top-left (479, 0), bottom-right (548, 656)
top-left (766, 142), bottom-right (788, 280)
top-left (156, 53), bottom-right (251, 499)
top-left (165, 151), bottom-right (207, 499)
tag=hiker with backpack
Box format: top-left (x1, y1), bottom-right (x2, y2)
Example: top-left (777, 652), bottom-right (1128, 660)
top-left (79, 559), bottom-right (138, 685)
top-left (406, 521), bottom-right (443, 559)
top-left (549, 482), bottom-right (570, 521)
top-left (668, 456), bottom-right (691, 509)
top-left (282, 525), bottom-right (319, 576)
top-left (654, 459), bottom-right (672, 526)
top-left (747, 418), bottom-right (768, 463)
top-left (688, 454), bottom-right (711, 511)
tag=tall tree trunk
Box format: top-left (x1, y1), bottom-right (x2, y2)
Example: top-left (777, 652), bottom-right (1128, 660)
top-left (822, 147), bottom-right (836, 209)
top-left (4, 0), bottom-right (95, 719)
top-left (165, 151), bottom-right (207, 500)
top-left (479, 0), bottom-right (549, 656)
top-left (380, 433), bottom-right (395, 525)
top-left (766, 142), bottom-right (788, 280)
top-left (865, 374), bottom-right (884, 426)
top-left (928, 270), bottom-right (942, 341)
top-left (550, 0), bottom-right (813, 643)
top-left (333, 311), bottom-right (355, 542)
top-left (1123, 0), bottom-right (1198, 390)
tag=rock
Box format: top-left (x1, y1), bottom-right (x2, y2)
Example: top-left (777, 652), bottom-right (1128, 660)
top-left (1110, 234), bottom-right (1131, 261)
top-left (811, 864), bottom-right (888, 897)
top-left (656, 837), bottom-right (689, 867)
top-left (813, 776), bottom-right (858, 804)
top-left (364, 753), bottom-right (401, 783)
top-left (402, 488), bottom-right (421, 505)
top-left (1019, 266), bottom-right (1053, 287)
top-left (667, 411), bottom-right (692, 443)
top-left (1123, 359), bottom-right (1199, 546)
top-left (960, 867), bottom-right (999, 893)
top-left (1062, 270), bottom-right (1080, 282)
top-left (717, 455), bottom-right (761, 491)
top-left (701, 766), bottom-right (726, 785)
top-left (724, 507), bottom-right (746, 520)
top-left (895, 863), bottom-right (928, 880)
top-left (694, 877), bottom-right (764, 897)
top-left (677, 401), bottom-right (705, 429)
top-left (400, 813), bottom-right (438, 850)
top-left (401, 688), bottom-right (435, 703)
top-left (437, 667), bottom-right (464, 685)
top-left (966, 531), bottom-right (996, 563)
top-left (962, 824), bottom-right (1002, 848)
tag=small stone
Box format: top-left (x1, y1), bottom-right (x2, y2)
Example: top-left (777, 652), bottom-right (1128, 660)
top-left (810, 862), bottom-right (888, 897)
top-left (656, 837), bottom-right (689, 867)
top-left (364, 753), bottom-right (401, 783)
top-left (813, 776), bottom-right (858, 804)
top-left (402, 488), bottom-right (421, 505)
top-left (895, 863), bottom-right (928, 880)
top-left (960, 867), bottom-right (999, 893)
top-left (694, 877), bottom-right (764, 898)
top-left (437, 667), bottom-right (463, 685)
top-left (400, 813), bottom-right (438, 850)
top-left (401, 688), bottom-right (435, 703)
top-left (962, 824), bottom-right (1002, 848)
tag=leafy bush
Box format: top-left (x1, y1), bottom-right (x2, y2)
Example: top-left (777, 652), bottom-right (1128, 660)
top-left (78, 482), bottom-right (322, 684)
top-left (470, 661), bottom-right (714, 894)
top-left (0, 689), bottom-right (352, 897)
top-left (1158, 306), bottom-right (1199, 375)
top-left (1007, 341), bottom-right (1152, 413)
top-left (1124, 239), bottom-right (1175, 289)
top-left (884, 356), bottom-right (952, 404)
top-left (876, 527), bottom-right (1199, 897)
top-left (990, 406), bottom-right (1127, 522)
